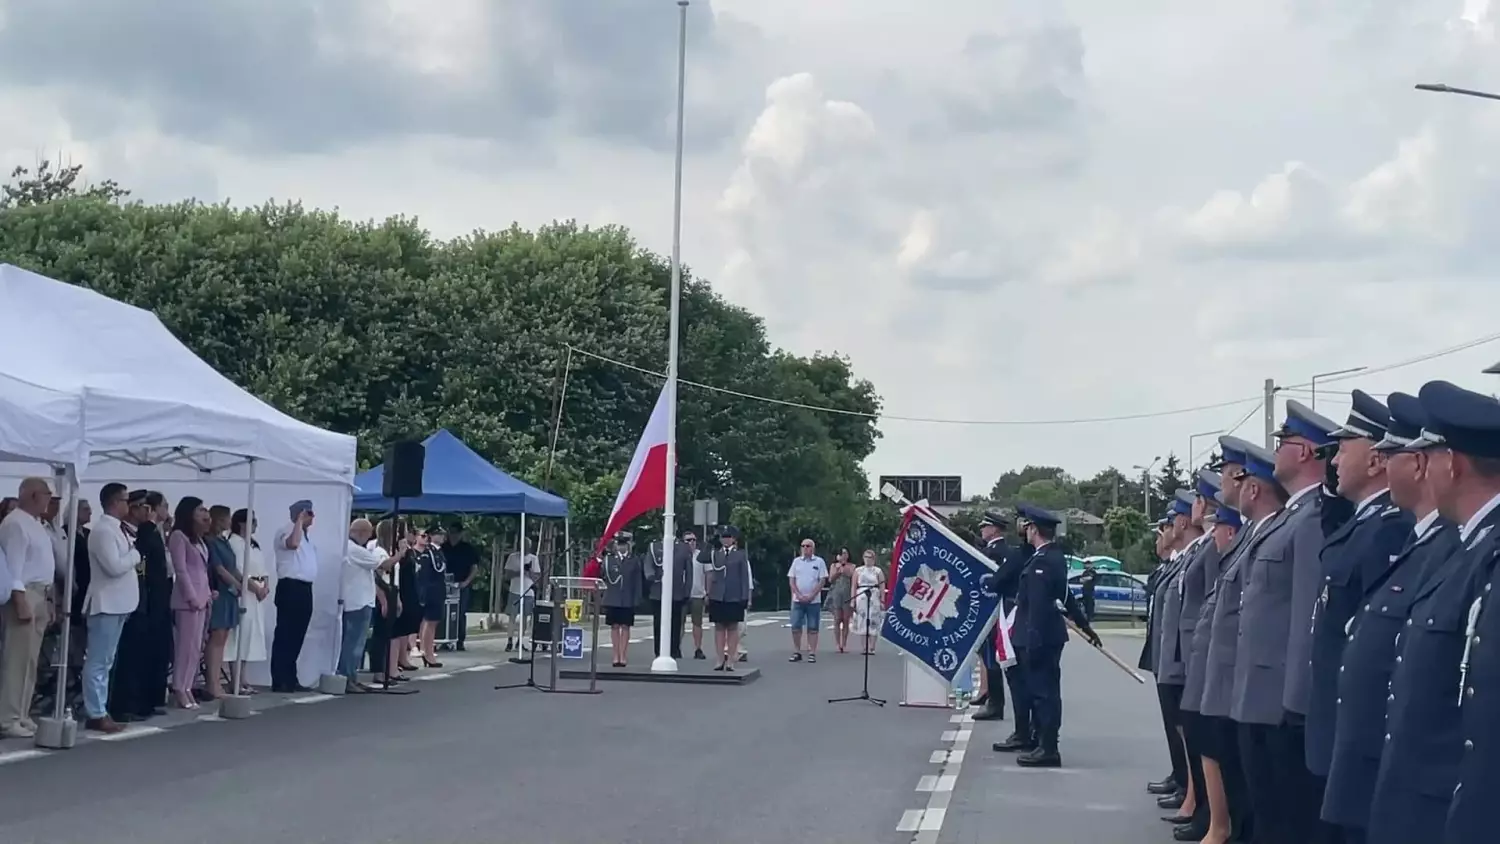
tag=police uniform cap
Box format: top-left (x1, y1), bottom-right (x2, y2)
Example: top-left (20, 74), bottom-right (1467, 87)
top-left (1329, 389), bottom-right (1391, 442)
top-left (1218, 435), bottom-right (1256, 468)
top-left (1216, 508), bottom-right (1243, 529)
top-left (1408, 380), bottom-right (1500, 459)
top-left (1195, 469), bottom-right (1222, 500)
top-left (979, 509), bottom-right (1011, 529)
top-left (1373, 392), bottom-right (1425, 452)
top-left (1241, 441), bottom-right (1279, 483)
top-left (428, 524), bottom-right (446, 536)
top-left (127, 489), bottom-right (149, 505)
top-left (1274, 399), bottom-right (1339, 448)
top-left (1169, 498), bottom-right (1193, 517)
top-left (1014, 503), bottom-right (1061, 528)
top-left (719, 525), bottom-right (741, 539)
top-left (1174, 488), bottom-right (1196, 507)
top-left (614, 530), bottom-right (633, 543)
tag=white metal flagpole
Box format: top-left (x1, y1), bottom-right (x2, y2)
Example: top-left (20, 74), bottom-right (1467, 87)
top-left (653, 0), bottom-right (690, 674)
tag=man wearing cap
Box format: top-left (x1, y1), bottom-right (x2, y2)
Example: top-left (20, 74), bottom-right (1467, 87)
top-left (1448, 393), bottom-right (1500, 843)
top-left (1322, 391), bottom-right (1459, 843)
top-left (1293, 391), bottom-right (1413, 840)
top-left (644, 532), bottom-right (694, 661)
top-left (270, 499), bottom-right (318, 693)
top-left (1157, 472), bottom-right (1224, 837)
top-left (1147, 492), bottom-right (1196, 813)
top-left (1007, 503), bottom-right (1100, 768)
top-left (971, 509), bottom-right (1015, 722)
top-left (1196, 437), bottom-right (1261, 844)
top-left (1367, 381), bottom-right (1500, 844)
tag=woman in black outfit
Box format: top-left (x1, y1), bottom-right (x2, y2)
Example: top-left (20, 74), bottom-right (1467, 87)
top-left (416, 526), bottom-right (448, 667)
top-left (393, 528), bottom-right (426, 675)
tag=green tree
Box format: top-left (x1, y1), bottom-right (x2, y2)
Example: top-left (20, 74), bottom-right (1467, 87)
top-left (1154, 452), bottom-right (1187, 513)
top-left (989, 465), bottom-right (1070, 506)
top-left (1, 160), bottom-right (129, 208)
top-left (1013, 478), bottom-right (1078, 512)
top-left (1103, 505), bottom-right (1149, 556)
top-left (0, 166), bottom-right (884, 601)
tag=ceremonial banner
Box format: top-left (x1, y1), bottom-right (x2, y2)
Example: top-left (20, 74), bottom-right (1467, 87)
top-left (882, 505), bottom-right (1004, 685)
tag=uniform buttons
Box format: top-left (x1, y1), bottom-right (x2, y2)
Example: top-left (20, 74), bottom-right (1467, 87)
top-left (1397, 656), bottom-right (1403, 663)
top-left (1325, 575), bottom-right (1332, 582)
top-left (1428, 618), bottom-right (1435, 625)
top-left (1381, 606), bottom-right (1389, 612)
top-left (1347, 635), bottom-right (1354, 643)
top-left (1467, 686), bottom-right (1475, 698)
top-left (1385, 733), bottom-right (1392, 742)
top-left (1388, 694), bottom-right (1395, 702)
top-left (1336, 697), bottom-right (1342, 704)
top-left (1365, 604), bottom-right (1372, 611)
top-left (1466, 739), bottom-right (1475, 750)
top-left (1339, 665), bottom-right (1345, 672)
top-left (1407, 619), bottom-right (1414, 626)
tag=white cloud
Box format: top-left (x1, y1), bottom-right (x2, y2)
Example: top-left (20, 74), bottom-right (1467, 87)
top-left (5, 0), bottom-right (1500, 495)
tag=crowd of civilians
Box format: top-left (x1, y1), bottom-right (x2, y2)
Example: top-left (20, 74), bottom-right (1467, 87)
top-left (0, 478), bottom-right (482, 738)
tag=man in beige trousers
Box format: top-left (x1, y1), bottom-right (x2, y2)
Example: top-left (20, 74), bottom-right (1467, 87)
top-left (0, 477), bottom-right (59, 738)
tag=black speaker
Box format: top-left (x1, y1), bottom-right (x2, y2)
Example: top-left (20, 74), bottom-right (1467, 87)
top-left (383, 441), bottom-right (426, 499)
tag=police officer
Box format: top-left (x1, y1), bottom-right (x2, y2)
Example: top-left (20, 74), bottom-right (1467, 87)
top-left (1322, 392), bottom-right (1458, 843)
top-left (972, 509), bottom-right (1013, 721)
top-left (645, 533), bottom-right (694, 660)
top-left (1369, 381), bottom-right (1500, 844)
top-left (1298, 391), bottom-right (1412, 841)
top-left (1197, 436), bottom-right (1261, 843)
top-left (1007, 503), bottom-right (1099, 768)
top-left (1414, 384), bottom-right (1500, 844)
top-left (1151, 492), bottom-right (1196, 812)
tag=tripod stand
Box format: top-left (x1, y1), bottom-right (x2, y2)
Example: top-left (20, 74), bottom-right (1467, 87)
top-left (496, 585), bottom-right (545, 692)
top-left (829, 584), bottom-right (885, 707)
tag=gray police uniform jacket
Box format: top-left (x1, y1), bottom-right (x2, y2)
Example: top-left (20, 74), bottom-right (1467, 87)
top-left (1231, 495), bottom-right (1315, 725)
top-left (601, 552), bottom-right (642, 609)
top-left (1155, 546), bottom-right (1197, 684)
top-left (1201, 519), bottom-right (1277, 717)
top-left (645, 541), bottom-right (693, 602)
top-left (1282, 488), bottom-right (1341, 717)
top-left (702, 547), bottom-right (752, 604)
top-left (1181, 530), bottom-right (1235, 713)
top-left (1159, 536), bottom-right (1213, 685)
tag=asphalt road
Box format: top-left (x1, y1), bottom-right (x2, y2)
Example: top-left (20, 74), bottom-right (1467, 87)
top-left (0, 627), bottom-right (1164, 844)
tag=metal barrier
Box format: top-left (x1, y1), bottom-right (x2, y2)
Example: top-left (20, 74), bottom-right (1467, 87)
top-left (544, 576), bottom-right (604, 695)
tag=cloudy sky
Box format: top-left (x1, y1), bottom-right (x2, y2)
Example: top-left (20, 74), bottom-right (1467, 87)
top-left (4, 0), bottom-right (1500, 493)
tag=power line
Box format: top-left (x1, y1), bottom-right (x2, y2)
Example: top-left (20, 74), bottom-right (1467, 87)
top-left (565, 328), bottom-right (1500, 428)
top-left (1191, 401), bottom-right (1263, 465)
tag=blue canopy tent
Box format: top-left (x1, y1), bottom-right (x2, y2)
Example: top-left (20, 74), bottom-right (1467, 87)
top-left (353, 430), bottom-right (571, 641)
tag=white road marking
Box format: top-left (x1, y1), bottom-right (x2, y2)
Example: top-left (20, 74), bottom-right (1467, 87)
top-left (896, 809), bottom-right (925, 832)
top-left (916, 774), bottom-right (938, 791)
top-left (948, 749), bottom-right (965, 763)
top-left (98, 725), bottom-right (165, 741)
top-left (900, 719), bottom-right (973, 842)
top-left (915, 774), bottom-right (956, 792)
top-left (917, 808), bottom-right (945, 831)
top-left (746, 618), bottom-right (779, 627)
top-left (196, 714), bottom-right (224, 722)
top-left (413, 672), bottom-right (453, 682)
top-left (459, 664), bottom-right (496, 673)
top-left (998, 765), bottom-right (1083, 774)
top-left (940, 730), bottom-right (958, 742)
top-left (929, 750), bottom-right (948, 764)
top-left (289, 694), bottom-right (336, 705)
top-left (0, 749), bottom-right (48, 765)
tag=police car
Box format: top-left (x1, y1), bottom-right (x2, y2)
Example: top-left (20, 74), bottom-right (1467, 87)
top-left (1067, 569), bottom-right (1149, 619)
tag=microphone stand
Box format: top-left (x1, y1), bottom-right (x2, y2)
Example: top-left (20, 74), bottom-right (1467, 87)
top-left (496, 583), bottom-right (545, 692)
top-left (829, 584), bottom-right (886, 707)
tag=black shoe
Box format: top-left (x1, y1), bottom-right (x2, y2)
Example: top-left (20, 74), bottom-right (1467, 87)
top-left (455, 644), bottom-right (466, 652)
top-left (970, 692), bottom-right (989, 708)
top-left (1158, 791), bottom-right (1186, 810)
top-left (1172, 819), bottom-right (1209, 841)
top-left (971, 704), bottom-right (1005, 721)
top-left (693, 649), bottom-right (706, 660)
top-left (1147, 777), bottom-right (1179, 795)
top-left (1016, 748), bottom-right (1062, 768)
top-left (1162, 815), bottom-right (1192, 824)
top-left (992, 733), bottom-right (1036, 753)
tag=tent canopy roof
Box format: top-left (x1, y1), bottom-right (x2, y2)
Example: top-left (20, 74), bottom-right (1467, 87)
top-left (1486, 360), bottom-right (1500, 375)
top-left (352, 429), bottom-right (569, 517)
top-left (0, 264), bottom-right (357, 484)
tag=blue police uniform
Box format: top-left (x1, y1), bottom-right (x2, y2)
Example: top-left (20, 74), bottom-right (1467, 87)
top-left (973, 509), bottom-right (1013, 721)
top-left (1322, 392), bottom-right (1458, 840)
top-left (1439, 386), bottom-right (1500, 844)
top-left (1306, 392), bottom-right (1414, 791)
top-left (1008, 503), bottom-right (1096, 768)
top-left (987, 515), bottom-right (1038, 753)
top-left (1368, 381), bottom-right (1500, 844)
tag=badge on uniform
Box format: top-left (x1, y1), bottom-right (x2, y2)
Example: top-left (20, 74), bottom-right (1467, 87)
top-left (1468, 524), bottom-right (1494, 552)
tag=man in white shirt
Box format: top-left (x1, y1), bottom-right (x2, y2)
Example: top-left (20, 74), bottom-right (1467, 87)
top-left (787, 539), bottom-right (828, 663)
top-left (0, 477), bottom-right (59, 737)
top-left (270, 500), bottom-right (318, 693)
top-left (339, 519), bottom-right (385, 693)
top-left (504, 539), bottom-right (540, 652)
top-left (684, 532), bottom-right (709, 660)
top-left (81, 483), bottom-right (140, 734)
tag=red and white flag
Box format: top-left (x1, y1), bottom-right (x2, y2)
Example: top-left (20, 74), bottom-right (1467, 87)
top-left (586, 385), bottom-right (672, 575)
top-left (994, 606), bottom-right (1017, 668)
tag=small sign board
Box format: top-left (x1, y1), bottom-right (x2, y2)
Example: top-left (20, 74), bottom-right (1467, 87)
top-left (692, 498), bottom-right (720, 526)
top-left (564, 598), bottom-right (584, 625)
top-left (561, 627), bottom-right (585, 659)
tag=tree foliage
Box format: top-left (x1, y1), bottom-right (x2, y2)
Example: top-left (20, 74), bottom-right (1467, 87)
top-left (1154, 452), bottom-right (1187, 514)
top-left (0, 166), bottom-right (888, 595)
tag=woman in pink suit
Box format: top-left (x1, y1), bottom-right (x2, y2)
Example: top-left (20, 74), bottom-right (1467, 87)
top-left (168, 497), bottom-right (214, 710)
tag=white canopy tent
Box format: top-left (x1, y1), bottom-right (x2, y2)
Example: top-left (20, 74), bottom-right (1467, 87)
top-left (0, 264), bottom-right (359, 708)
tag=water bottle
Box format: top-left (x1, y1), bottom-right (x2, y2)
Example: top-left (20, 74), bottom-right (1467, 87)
top-left (950, 651), bottom-right (977, 709)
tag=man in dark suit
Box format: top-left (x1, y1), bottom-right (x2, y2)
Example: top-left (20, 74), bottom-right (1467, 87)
top-left (971, 509), bottom-right (1013, 722)
top-left (1006, 503), bottom-right (1099, 768)
top-left (645, 531), bottom-right (694, 660)
top-left (1297, 391), bottom-right (1412, 843)
top-left (1322, 392), bottom-right (1455, 843)
top-left (1370, 381), bottom-right (1500, 844)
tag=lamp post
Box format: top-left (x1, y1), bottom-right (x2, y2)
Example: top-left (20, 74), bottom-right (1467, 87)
top-left (1416, 83), bottom-right (1500, 102)
top-left (1310, 366), bottom-right (1367, 410)
top-left (1132, 455), bottom-right (1162, 516)
top-left (653, 0), bottom-right (690, 674)
top-left (1189, 430), bottom-right (1224, 467)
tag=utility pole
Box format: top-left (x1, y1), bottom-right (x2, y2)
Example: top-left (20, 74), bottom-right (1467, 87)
top-left (1263, 378), bottom-right (1277, 449)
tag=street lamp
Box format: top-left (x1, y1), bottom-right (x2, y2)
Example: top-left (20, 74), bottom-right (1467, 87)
top-left (1416, 82), bottom-right (1500, 102)
top-left (1310, 366), bottom-right (1367, 410)
top-left (1132, 455), bottom-right (1161, 516)
top-left (1189, 430), bottom-right (1224, 467)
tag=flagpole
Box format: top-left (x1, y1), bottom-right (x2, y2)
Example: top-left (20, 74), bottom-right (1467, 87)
top-left (653, 0), bottom-right (690, 673)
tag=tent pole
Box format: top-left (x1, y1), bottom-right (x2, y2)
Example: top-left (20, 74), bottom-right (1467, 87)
top-left (519, 512), bottom-right (529, 653)
top-left (231, 459), bottom-right (257, 697)
top-left (50, 466), bottom-right (81, 722)
top-left (564, 517), bottom-right (573, 581)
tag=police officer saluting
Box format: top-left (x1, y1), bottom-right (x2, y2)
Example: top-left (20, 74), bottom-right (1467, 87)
top-left (1368, 381), bottom-right (1500, 844)
top-left (1000, 503), bottom-right (1099, 768)
top-left (971, 509), bottom-right (1015, 722)
top-left (1297, 390), bottom-right (1412, 841)
top-left (1322, 391), bottom-right (1458, 843)
top-left (1424, 384), bottom-right (1500, 844)
top-left (1149, 491), bottom-right (1196, 814)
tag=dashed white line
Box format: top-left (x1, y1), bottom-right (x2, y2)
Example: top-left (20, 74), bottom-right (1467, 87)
top-left (897, 809), bottom-right (925, 832)
top-left (460, 664), bottom-right (496, 673)
top-left (929, 750), bottom-right (948, 764)
top-left (903, 720), bottom-right (972, 842)
top-left (289, 694), bottom-right (336, 705)
top-left (0, 749), bottom-right (48, 765)
top-left (98, 725), bottom-right (165, 741)
top-left (413, 672), bottom-right (453, 682)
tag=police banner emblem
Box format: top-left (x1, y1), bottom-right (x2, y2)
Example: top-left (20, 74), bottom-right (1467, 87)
top-left (881, 505), bottom-right (1003, 684)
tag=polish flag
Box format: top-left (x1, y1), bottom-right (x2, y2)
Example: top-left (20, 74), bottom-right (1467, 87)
top-left (994, 606), bottom-right (1017, 668)
top-left (586, 385), bottom-right (672, 574)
